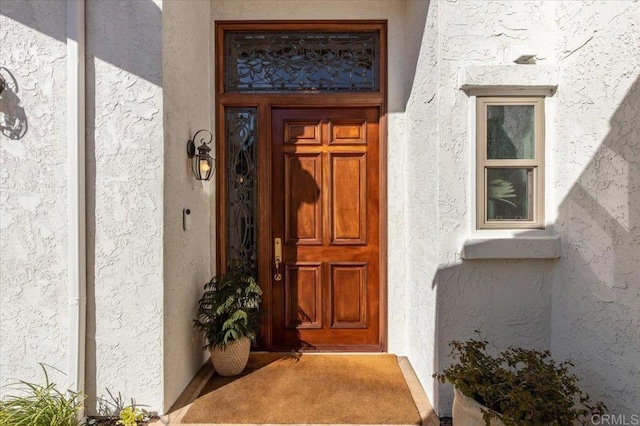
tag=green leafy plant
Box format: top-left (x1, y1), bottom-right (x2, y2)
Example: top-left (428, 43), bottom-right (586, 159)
top-left (193, 261), bottom-right (263, 349)
top-left (116, 406), bottom-right (144, 426)
top-left (0, 364), bottom-right (85, 426)
top-left (433, 337), bottom-right (607, 426)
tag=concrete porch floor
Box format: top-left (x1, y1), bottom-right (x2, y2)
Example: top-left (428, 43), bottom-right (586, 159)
top-left (151, 354), bottom-right (441, 426)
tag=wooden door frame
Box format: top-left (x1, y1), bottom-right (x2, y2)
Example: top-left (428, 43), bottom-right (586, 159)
top-left (215, 20), bottom-right (388, 352)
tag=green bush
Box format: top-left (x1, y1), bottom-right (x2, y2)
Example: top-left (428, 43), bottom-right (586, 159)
top-left (434, 337), bottom-right (607, 426)
top-left (0, 365), bottom-right (84, 426)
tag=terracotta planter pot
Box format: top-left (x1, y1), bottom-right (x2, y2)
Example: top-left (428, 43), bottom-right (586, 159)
top-left (210, 337), bottom-right (251, 376)
top-left (453, 388), bottom-right (504, 426)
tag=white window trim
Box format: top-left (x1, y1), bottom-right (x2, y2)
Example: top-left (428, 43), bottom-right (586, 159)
top-left (463, 94), bottom-right (561, 259)
top-left (460, 66), bottom-right (561, 259)
top-left (476, 96), bottom-right (545, 230)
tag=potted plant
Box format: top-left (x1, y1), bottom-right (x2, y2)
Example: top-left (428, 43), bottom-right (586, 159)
top-left (193, 263), bottom-right (262, 376)
top-left (434, 337), bottom-right (607, 426)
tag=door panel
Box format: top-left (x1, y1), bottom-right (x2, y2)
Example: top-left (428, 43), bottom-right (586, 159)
top-left (271, 107), bottom-right (381, 350)
top-left (330, 263), bottom-right (368, 329)
top-left (329, 120), bottom-right (367, 145)
top-left (284, 263), bottom-right (323, 329)
top-left (285, 121), bottom-right (322, 145)
top-left (330, 154), bottom-right (367, 244)
top-left (284, 153), bottom-right (322, 244)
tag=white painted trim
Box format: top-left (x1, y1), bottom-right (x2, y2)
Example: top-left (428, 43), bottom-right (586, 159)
top-left (67, 0), bottom-right (86, 418)
top-left (461, 235), bottom-right (562, 259)
top-left (468, 94), bottom-right (478, 235)
top-left (458, 64), bottom-right (559, 94)
top-left (465, 87), bottom-right (560, 254)
top-left (464, 87), bottom-right (556, 97)
top-left (543, 95), bottom-right (557, 229)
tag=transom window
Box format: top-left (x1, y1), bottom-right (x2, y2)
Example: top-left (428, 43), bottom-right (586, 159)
top-left (476, 97), bottom-right (545, 229)
top-left (224, 31), bottom-right (380, 93)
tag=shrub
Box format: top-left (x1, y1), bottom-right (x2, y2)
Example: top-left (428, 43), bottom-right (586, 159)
top-left (433, 338), bottom-right (607, 426)
top-left (0, 365), bottom-right (84, 426)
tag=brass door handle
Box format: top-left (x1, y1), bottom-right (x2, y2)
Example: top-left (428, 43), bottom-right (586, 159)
top-left (274, 237), bottom-right (282, 281)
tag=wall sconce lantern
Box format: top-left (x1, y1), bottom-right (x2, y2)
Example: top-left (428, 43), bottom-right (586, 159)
top-left (186, 129), bottom-right (215, 181)
top-left (0, 67), bottom-right (28, 140)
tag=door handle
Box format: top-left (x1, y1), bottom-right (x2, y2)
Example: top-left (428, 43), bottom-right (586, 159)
top-left (274, 237), bottom-right (282, 281)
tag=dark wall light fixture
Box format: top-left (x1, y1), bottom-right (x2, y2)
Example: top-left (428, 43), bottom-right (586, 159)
top-left (186, 129), bottom-right (215, 181)
top-left (0, 67), bottom-right (28, 140)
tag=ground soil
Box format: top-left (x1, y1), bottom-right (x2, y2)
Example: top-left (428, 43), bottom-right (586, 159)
top-left (87, 417), bottom-right (156, 426)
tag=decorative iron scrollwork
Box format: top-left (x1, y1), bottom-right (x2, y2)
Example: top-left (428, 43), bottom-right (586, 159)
top-left (224, 31), bottom-right (379, 93)
top-left (225, 108), bottom-right (258, 276)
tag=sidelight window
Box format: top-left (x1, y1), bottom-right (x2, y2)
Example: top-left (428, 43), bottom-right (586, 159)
top-left (225, 108), bottom-right (258, 275)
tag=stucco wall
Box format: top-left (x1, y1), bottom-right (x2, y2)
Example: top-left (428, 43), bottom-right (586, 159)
top-left (425, 1), bottom-right (558, 415)
top-left (402, 0), bottom-right (439, 408)
top-left (414, 0), bottom-right (640, 416)
top-left (0, 0), bottom-right (69, 392)
top-left (549, 1), bottom-right (640, 415)
top-left (85, 0), bottom-right (164, 414)
top-left (162, 0), bottom-right (213, 413)
top-left (2, 0), bottom-right (638, 418)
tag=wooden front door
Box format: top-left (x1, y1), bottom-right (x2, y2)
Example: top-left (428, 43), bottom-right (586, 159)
top-left (270, 107), bottom-right (381, 351)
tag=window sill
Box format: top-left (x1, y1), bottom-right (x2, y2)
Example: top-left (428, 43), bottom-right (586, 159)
top-left (461, 235), bottom-right (561, 259)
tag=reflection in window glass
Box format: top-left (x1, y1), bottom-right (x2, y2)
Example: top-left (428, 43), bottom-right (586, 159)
top-left (487, 105), bottom-right (535, 159)
top-left (486, 168), bottom-right (533, 221)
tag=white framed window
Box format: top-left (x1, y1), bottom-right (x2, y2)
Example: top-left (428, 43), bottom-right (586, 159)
top-left (476, 97), bottom-right (545, 229)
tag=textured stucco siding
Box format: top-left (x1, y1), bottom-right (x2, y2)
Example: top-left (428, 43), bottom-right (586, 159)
top-left (416, 0), bottom-right (640, 415)
top-left (549, 1), bottom-right (640, 414)
top-left (162, 0), bottom-right (213, 413)
top-left (424, 1), bottom-right (558, 415)
top-left (0, 0), bottom-right (69, 392)
top-left (2, 0), bottom-right (638, 418)
top-left (402, 0), bottom-right (439, 408)
top-left (84, 0), bottom-right (164, 414)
